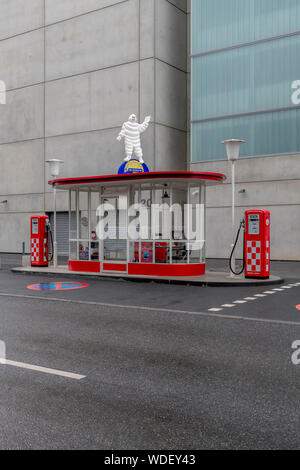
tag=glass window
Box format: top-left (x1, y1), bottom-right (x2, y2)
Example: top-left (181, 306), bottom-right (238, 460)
top-left (129, 241), bottom-right (140, 263)
top-left (172, 242), bottom-right (188, 264)
top-left (189, 241), bottom-right (205, 264)
top-left (69, 241), bottom-right (77, 261)
top-left (192, 35), bottom-right (300, 121)
top-left (101, 195), bottom-right (127, 262)
top-left (192, 108), bottom-right (300, 161)
top-left (70, 190), bottom-right (77, 240)
top-left (152, 184), bottom-right (171, 241)
top-left (154, 242), bottom-right (169, 264)
top-left (192, 0), bottom-right (300, 54)
top-left (140, 184), bottom-right (152, 240)
top-left (128, 185), bottom-right (140, 241)
top-left (191, 1), bottom-right (300, 162)
top-left (79, 192), bottom-right (89, 240)
top-left (90, 192), bottom-right (100, 237)
top-left (172, 184), bottom-right (187, 241)
top-left (79, 241), bottom-right (89, 260)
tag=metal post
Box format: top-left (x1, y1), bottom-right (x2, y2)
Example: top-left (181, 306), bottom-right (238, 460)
top-left (88, 191), bottom-right (91, 261)
top-left (231, 161), bottom-right (236, 278)
top-left (53, 186), bottom-right (58, 268)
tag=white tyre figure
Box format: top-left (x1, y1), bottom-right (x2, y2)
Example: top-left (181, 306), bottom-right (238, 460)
top-left (117, 114), bottom-right (151, 164)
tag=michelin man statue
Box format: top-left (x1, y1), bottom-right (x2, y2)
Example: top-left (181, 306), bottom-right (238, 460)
top-left (117, 114), bottom-right (151, 164)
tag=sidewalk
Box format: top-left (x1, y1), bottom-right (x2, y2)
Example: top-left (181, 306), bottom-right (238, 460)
top-left (205, 258), bottom-right (300, 281)
top-left (1, 253), bottom-right (298, 287)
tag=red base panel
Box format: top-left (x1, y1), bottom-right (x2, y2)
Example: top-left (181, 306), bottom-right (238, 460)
top-left (245, 275), bottom-right (270, 280)
top-left (68, 260), bottom-right (100, 273)
top-left (103, 263), bottom-right (127, 272)
top-left (31, 263), bottom-right (49, 267)
top-left (68, 260), bottom-right (206, 277)
top-left (128, 263), bottom-right (206, 277)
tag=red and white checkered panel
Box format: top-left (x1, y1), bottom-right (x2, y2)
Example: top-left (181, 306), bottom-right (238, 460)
top-left (31, 238), bottom-right (40, 263)
top-left (247, 240), bottom-right (261, 273)
top-left (265, 240), bottom-right (270, 273)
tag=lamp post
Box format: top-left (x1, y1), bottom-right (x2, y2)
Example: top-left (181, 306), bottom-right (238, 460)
top-left (46, 159), bottom-right (64, 268)
top-left (222, 139), bottom-right (245, 277)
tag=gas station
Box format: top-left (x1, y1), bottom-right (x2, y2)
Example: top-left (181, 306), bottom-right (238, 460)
top-left (22, 117), bottom-right (281, 285)
top-left (25, 166), bottom-right (280, 286)
top-left (46, 170), bottom-right (224, 277)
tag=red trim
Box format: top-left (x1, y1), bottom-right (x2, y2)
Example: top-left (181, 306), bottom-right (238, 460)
top-left (68, 260), bottom-right (205, 277)
top-left (49, 171), bottom-right (226, 188)
top-left (103, 263), bottom-right (127, 272)
top-left (68, 260), bottom-right (100, 273)
top-left (128, 263), bottom-right (206, 277)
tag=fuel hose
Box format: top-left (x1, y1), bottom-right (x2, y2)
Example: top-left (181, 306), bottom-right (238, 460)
top-left (229, 220), bottom-right (245, 276)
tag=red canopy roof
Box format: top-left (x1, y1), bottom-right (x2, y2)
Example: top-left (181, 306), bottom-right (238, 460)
top-left (49, 171), bottom-right (226, 190)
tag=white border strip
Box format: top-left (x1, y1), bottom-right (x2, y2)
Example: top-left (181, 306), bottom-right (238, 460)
top-left (0, 359), bottom-right (85, 380)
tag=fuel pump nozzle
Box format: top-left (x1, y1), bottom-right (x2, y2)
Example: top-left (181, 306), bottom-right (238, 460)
top-left (46, 219), bottom-right (54, 263)
top-left (229, 218), bottom-right (246, 276)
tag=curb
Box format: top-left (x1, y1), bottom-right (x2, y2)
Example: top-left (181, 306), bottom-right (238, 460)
top-left (11, 267), bottom-right (284, 287)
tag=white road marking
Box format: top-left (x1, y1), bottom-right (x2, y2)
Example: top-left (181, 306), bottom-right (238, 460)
top-left (273, 288), bottom-right (284, 291)
top-left (255, 294), bottom-right (266, 297)
top-left (0, 359), bottom-right (85, 380)
top-left (282, 286), bottom-right (292, 289)
top-left (221, 304), bottom-right (236, 308)
top-left (244, 297), bottom-right (257, 300)
top-left (208, 308), bottom-right (223, 312)
top-left (264, 291), bottom-right (276, 294)
top-left (233, 300), bottom-right (247, 304)
top-left (0, 293), bottom-right (300, 327)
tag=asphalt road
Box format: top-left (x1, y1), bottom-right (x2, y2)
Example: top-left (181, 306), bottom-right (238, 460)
top-left (0, 260), bottom-right (299, 449)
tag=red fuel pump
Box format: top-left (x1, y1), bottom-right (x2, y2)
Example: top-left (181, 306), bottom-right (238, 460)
top-left (245, 210), bottom-right (270, 278)
top-left (30, 215), bottom-right (53, 267)
top-left (230, 209), bottom-right (271, 279)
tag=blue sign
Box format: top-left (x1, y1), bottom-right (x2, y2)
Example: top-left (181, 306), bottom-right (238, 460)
top-left (142, 251), bottom-right (150, 262)
top-left (118, 159), bottom-right (149, 175)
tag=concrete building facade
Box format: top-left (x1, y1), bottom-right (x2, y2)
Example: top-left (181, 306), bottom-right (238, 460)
top-left (0, 0), bottom-right (188, 254)
top-left (190, 0), bottom-right (300, 261)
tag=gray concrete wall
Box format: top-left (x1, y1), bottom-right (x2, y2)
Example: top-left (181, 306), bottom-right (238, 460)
top-left (0, 0), bottom-right (188, 253)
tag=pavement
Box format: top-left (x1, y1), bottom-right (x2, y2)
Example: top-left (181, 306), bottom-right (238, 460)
top-left (12, 256), bottom-right (283, 286)
top-left (12, 265), bottom-right (283, 287)
top-left (0, 254), bottom-right (299, 449)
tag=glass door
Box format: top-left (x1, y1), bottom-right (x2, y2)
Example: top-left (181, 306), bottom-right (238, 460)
top-left (100, 193), bottom-right (128, 272)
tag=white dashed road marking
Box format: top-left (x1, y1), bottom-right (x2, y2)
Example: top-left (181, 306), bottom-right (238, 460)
top-left (206, 280), bottom-right (300, 313)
